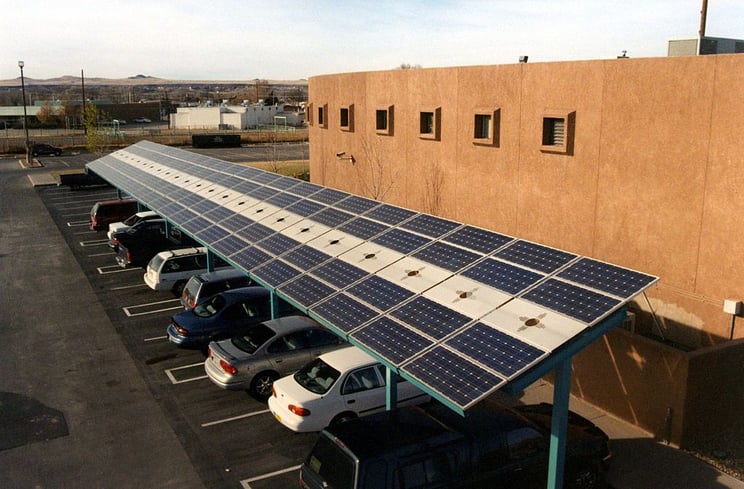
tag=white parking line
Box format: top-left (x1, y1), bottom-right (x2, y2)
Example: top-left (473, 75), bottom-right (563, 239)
top-left (164, 362), bottom-right (208, 384)
top-left (97, 265), bottom-right (138, 275)
top-left (144, 335), bottom-right (168, 342)
top-left (123, 299), bottom-right (182, 317)
top-left (201, 409), bottom-right (271, 427)
top-left (67, 220), bottom-right (90, 227)
top-left (240, 465), bottom-right (302, 489)
top-left (88, 252), bottom-right (114, 258)
top-left (111, 283), bottom-right (148, 291)
top-left (80, 239), bottom-right (109, 247)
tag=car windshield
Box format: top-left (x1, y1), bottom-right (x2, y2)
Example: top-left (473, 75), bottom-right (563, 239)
top-left (230, 324), bottom-right (275, 354)
top-left (122, 214), bottom-right (139, 226)
top-left (294, 358), bottom-right (341, 395)
top-left (193, 294), bottom-right (227, 318)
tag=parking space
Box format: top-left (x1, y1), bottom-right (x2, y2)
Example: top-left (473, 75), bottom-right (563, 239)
top-left (37, 184), bottom-right (317, 488)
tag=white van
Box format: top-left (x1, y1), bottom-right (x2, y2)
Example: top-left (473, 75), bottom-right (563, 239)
top-left (144, 247), bottom-right (231, 293)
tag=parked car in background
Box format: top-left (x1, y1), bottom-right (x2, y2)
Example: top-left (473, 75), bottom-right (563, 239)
top-left (300, 398), bottom-right (611, 489)
top-left (144, 247), bottom-right (231, 293)
top-left (89, 198), bottom-right (138, 231)
top-left (205, 316), bottom-right (346, 399)
top-left (30, 143), bottom-right (62, 157)
top-left (133, 117), bottom-right (152, 123)
top-left (116, 222), bottom-right (197, 268)
top-left (109, 218), bottom-right (165, 253)
top-left (269, 346), bottom-right (429, 432)
top-left (180, 268), bottom-right (253, 310)
top-left (166, 286), bottom-right (295, 349)
top-left (107, 210), bottom-right (159, 240)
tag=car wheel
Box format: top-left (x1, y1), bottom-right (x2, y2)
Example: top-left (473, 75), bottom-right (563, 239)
top-left (330, 412), bottom-right (357, 426)
top-left (172, 280), bottom-right (187, 295)
top-left (250, 371), bottom-right (278, 400)
top-left (568, 462), bottom-right (602, 489)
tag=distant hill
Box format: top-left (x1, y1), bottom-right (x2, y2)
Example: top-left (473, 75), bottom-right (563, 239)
top-left (0, 75), bottom-right (308, 87)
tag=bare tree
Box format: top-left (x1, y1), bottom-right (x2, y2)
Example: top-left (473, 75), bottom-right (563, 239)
top-left (356, 136), bottom-right (397, 200)
top-left (423, 162), bottom-right (445, 215)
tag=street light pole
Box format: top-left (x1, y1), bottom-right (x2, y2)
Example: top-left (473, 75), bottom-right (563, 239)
top-left (18, 60), bottom-right (30, 163)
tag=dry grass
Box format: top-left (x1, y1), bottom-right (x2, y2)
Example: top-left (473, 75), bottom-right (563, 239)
top-left (240, 160), bottom-right (310, 180)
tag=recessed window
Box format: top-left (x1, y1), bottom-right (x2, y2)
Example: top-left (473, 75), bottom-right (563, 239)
top-left (317, 104), bottom-right (327, 128)
top-left (306, 103), bottom-right (313, 125)
top-left (339, 105), bottom-right (354, 132)
top-left (473, 109), bottom-right (501, 146)
top-left (418, 107), bottom-right (440, 140)
top-left (375, 105), bottom-right (394, 136)
top-left (541, 110), bottom-right (575, 154)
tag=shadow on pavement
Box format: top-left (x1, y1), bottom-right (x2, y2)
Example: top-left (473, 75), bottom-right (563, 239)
top-left (0, 392), bottom-right (68, 451)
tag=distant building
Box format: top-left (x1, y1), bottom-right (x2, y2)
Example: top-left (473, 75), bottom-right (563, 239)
top-left (169, 103), bottom-right (304, 130)
top-left (669, 35), bottom-right (744, 56)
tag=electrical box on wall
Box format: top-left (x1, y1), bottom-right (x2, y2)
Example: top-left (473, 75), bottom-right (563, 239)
top-left (723, 299), bottom-right (742, 315)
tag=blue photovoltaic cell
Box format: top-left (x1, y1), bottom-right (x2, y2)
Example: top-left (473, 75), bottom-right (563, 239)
top-left (521, 278), bottom-right (620, 324)
top-left (443, 226), bottom-right (514, 255)
top-left (250, 171), bottom-right (283, 184)
top-left (203, 205), bottom-right (234, 224)
top-left (557, 257), bottom-right (657, 298)
top-left (311, 259), bottom-right (368, 288)
top-left (236, 222), bottom-right (275, 243)
top-left (335, 195), bottom-right (380, 215)
top-left (220, 214), bottom-right (257, 233)
top-left (232, 181), bottom-right (261, 194)
top-left (183, 215), bottom-right (213, 232)
top-left (212, 234), bottom-right (252, 257)
top-left (247, 185), bottom-right (278, 201)
top-left (289, 181), bottom-right (324, 197)
top-left (495, 240), bottom-right (577, 274)
top-left (404, 347), bottom-right (506, 408)
top-left (461, 258), bottom-right (544, 295)
top-left (352, 317), bottom-right (434, 365)
top-left (401, 214), bottom-right (461, 239)
top-left (445, 322), bottom-right (546, 378)
top-left (365, 204), bottom-right (416, 226)
top-left (267, 192), bottom-right (301, 208)
top-left (268, 175), bottom-right (303, 191)
top-left (251, 259), bottom-right (302, 287)
top-left (192, 199), bottom-right (219, 215)
top-left (286, 199), bottom-right (325, 217)
top-left (347, 275), bottom-right (414, 311)
top-left (311, 187), bottom-right (349, 205)
top-left (195, 225), bottom-right (230, 243)
top-left (230, 246), bottom-right (272, 270)
top-left (279, 275), bottom-right (336, 308)
top-left (256, 233), bottom-right (301, 255)
top-left (391, 296), bottom-right (471, 339)
top-left (338, 217), bottom-right (388, 240)
top-left (412, 242), bottom-right (481, 272)
top-left (310, 207), bottom-right (355, 228)
top-left (371, 228), bottom-right (430, 254)
top-left (310, 293), bottom-right (379, 333)
top-left (282, 245), bottom-right (331, 271)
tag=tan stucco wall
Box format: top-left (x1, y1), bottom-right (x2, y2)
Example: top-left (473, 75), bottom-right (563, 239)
top-left (308, 54), bottom-right (744, 348)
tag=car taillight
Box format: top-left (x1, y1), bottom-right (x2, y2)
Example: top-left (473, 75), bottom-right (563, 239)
top-left (112, 237), bottom-right (119, 244)
top-left (126, 250), bottom-right (132, 262)
top-left (272, 386), bottom-right (276, 397)
top-left (172, 322), bottom-right (188, 335)
top-left (219, 359), bottom-right (237, 375)
top-left (288, 404), bottom-right (311, 417)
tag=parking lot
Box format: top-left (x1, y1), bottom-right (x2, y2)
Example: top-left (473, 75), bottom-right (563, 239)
top-left (35, 183), bottom-right (318, 488)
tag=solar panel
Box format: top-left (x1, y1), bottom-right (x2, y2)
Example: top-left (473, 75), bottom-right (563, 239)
top-left (87, 141), bottom-right (659, 414)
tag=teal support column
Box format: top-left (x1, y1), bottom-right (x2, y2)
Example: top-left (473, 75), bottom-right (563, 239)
top-left (269, 291), bottom-right (279, 319)
top-left (117, 188), bottom-right (123, 199)
top-left (206, 249), bottom-right (215, 272)
top-left (385, 368), bottom-right (399, 411)
top-left (547, 358), bottom-right (572, 489)
top-left (164, 221), bottom-right (171, 238)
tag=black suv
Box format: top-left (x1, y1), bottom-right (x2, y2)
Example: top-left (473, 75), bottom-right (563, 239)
top-left (301, 399), bottom-right (611, 489)
top-left (30, 143), bottom-right (62, 156)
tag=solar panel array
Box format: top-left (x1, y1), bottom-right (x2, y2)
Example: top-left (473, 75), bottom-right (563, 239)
top-left (88, 141), bottom-right (658, 411)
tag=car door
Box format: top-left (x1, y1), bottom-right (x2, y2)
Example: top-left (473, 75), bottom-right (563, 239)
top-left (339, 365), bottom-right (387, 416)
top-left (264, 330), bottom-right (316, 376)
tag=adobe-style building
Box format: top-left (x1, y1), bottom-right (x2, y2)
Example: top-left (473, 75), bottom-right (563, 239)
top-left (306, 54), bottom-right (744, 448)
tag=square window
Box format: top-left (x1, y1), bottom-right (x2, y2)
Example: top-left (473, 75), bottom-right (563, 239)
top-left (375, 105), bottom-right (394, 135)
top-left (316, 103), bottom-right (328, 129)
top-left (472, 109), bottom-right (500, 146)
top-left (339, 105), bottom-right (354, 132)
top-left (418, 107), bottom-right (440, 140)
top-left (306, 103), bottom-right (313, 125)
top-left (541, 110), bottom-right (574, 154)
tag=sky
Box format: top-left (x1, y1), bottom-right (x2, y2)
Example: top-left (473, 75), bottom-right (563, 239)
top-left (2, 0), bottom-right (743, 81)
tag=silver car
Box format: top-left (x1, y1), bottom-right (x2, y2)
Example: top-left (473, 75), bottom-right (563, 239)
top-left (204, 316), bottom-right (346, 399)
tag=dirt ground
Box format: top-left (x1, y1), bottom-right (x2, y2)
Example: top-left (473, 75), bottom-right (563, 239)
top-left (691, 429), bottom-right (744, 481)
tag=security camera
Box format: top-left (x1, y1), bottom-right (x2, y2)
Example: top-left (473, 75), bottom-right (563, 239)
top-left (336, 151), bottom-right (346, 157)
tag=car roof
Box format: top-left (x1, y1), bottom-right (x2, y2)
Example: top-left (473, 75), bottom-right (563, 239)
top-left (95, 198), bottom-right (137, 205)
top-left (257, 315), bottom-right (320, 334)
top-left (317, 345), bottom-right (376, 371)
top-left (154, 246), bottom-right (206, 259)
top-left (219, 285), bottom-right (271, 300)
top-left (196, 268), bottom-right (248, 283)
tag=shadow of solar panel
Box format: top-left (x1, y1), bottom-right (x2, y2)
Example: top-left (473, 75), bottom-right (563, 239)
top-left (286, 199), bottom-right (325, 217)
top-left (212, 235), bottom-right (252, 257)
top-left (401, 214), bottom-right (461, 238)
top-left (251, 259), bottom-right (302, 287)
top-left (311, 259), bottom-right (368, 288)
top-left (365, 204), bottom-right (416, 225)
top-left (461, 258), bottom-right (544, 295)
top-left (236, 222), bottom-right (274, 243)
top-left (310, 207), bottom-right (355, 227)
top-left (338, 217), bottom-right (388, 240)
top-left (412, 242), bottom-right (481, 272)
top-left (496, 240), bottom-right (577, 274)
top-left (444, 226), bottom-right (514, 255)
top-left (445, 322), bottom-right (546, 378)
top-left (335, 195), bottom-right (380, 214)
top-left (522, 278), bottom-right (620, 324)
top-left (353, 317), bottom-right (434, 365)
top-left (391, 296), bottom-right (471, 339)
top-left (404, 346), bottom-right (505, 408)
top-left (282, 245), bottom-right (331, 270)
top-left (257, 233), bottom-right (301, 255)
top-left (557, 258), bottom-right (657, 298)
top-left (230, 246), bottom-right (272, 271)
top-left (347, 275), bottom-right (414, 311)
top-left (267, 192), bottom-right (301, 208)
top-left (311, 187), bottom-right (348, 205)
top-left (279, 275), bottom-right (336, 308)
top-left (310, 293), bottom-right (378, 333)
top-left (371, 228), bottom-right (430, 254)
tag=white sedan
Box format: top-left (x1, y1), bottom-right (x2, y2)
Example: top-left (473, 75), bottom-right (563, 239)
top-left (268, 346), bottom-right (429, 432)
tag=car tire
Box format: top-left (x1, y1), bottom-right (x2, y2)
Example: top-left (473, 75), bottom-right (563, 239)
top-left (172, 280), bottom-right (187, 295)
top-left (567, 461), bottom-right (603, 489)
top-left (330, 412), bottom-right (357, 426)
top-left (250, 371), bottom-right (279, 400)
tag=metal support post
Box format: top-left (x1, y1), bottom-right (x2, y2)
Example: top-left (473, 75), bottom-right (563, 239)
top-left (547, 358), bottom-right (572, 489)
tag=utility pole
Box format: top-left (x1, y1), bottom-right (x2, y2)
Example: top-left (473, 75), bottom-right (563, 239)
top-left (81, 69), bottom-right (87, 135)
top-left (699, 0), bottom-right (708, 38)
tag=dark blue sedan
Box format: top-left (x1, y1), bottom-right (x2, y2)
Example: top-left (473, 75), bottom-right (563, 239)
top-left (167, 286), bottom-right (283, 349)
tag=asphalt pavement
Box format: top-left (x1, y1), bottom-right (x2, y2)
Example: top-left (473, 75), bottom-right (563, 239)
top-left (2, 152), bottom-right (743, 489)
